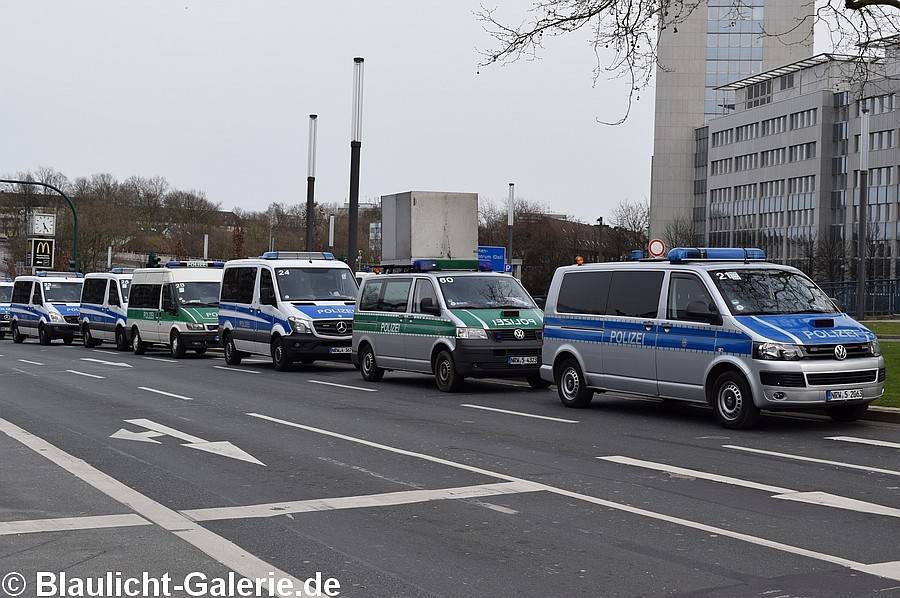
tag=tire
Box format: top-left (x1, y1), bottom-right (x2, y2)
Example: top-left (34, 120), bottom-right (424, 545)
top-left (0, 331), bottom-right (5, 340)
top-left (131, 327), bottom-right (147, 355)
top-left (271, 337), bottom-right (293, 371)
top-left (63, 336), bottom-right (74, 345)
top-left (223, 334), bottom-right (243, 365)
top-left (82, 326), bottom-right (100, 348)
top-left (359, 344), bottom-right (384, 382)
top-left (170, 331), bottom-right (187, 359)
top-left (115, 327), bottom-right (129, 351)
top-left (434, 350), bottom-right (463, 392)
top-left (825, 403), bottom-right (869, 422)
top-left (38, 324), bottom-right (52, 346)
top-left (556, 358), bottom-right (593, 408)
top-left (527, 374), bottom-right (551, 389)
top-left (194, 347), bottom-right (207, 355)
top-left (12, 323), bottom-right (24, 344)
top-left (712, 371), bottom-right (760, 429)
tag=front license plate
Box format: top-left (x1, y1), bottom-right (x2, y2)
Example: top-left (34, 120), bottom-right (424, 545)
top-left (329, 347), bottom-right (351, 354)
top-left (508, 356), bottom-right (538, 365)
top-left (827, 388), bottom-right (863, 401)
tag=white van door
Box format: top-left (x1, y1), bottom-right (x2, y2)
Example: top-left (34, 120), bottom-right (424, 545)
top-left (257, 267), bottom-right (278, 355)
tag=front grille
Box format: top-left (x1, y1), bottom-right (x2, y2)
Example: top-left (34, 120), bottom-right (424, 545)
top-left (492, 348), bottom-right (541, 358)
top-left (760, 372), bottom-right (806, 387)
top-left (806, 370), bottom-right (878, 386)
top-left (878, 367), bottom-right (886, 382)
top-left (64, 315), bottom-right (79, 324)
top-left (494, 329), bottom-right (540, 341)
top-left (313, 319), bottom-right (353, 336)
top-left (802, 343), bottom-right (871, 359)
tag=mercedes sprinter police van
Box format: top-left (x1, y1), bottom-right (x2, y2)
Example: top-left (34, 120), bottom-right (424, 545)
top-left (541, 247), bottom-right (884, 429)
top-left (128, 261), bottom-right (223, 358)
top-left (10, 271), bottom-right (84, 345)
top-left (352, 258), bottom-right (546, 391)
top-left (79, 269), bottom-right (133, 350)
top-left (218, 251), bottom-right (357, 371)
top-left (0, 278), bottom-right (13, 339)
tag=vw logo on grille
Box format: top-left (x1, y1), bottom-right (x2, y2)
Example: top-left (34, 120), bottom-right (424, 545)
top-left (834, 344), bottom-right (847, 360)
top-left (336, 321), bottom-right (348, 334)
top-left (513, 328), bottom-right (525, 340)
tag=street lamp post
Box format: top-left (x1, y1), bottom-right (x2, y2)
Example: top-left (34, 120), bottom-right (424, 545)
top-left (856, 106), bottom-right (869, 320)
top-left (596, 217), bottom-right (604, 262)
top-left (347, 57), bottom-right (364, 272)
top-left (507, 183), bottom-right (514, 263)
top-left (306, 114), bottom-right (318, 252)
top-left (0, 179), bottom-right (79, 272)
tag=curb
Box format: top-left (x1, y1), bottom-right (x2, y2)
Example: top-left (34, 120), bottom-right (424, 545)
top-left (865, 405), bottom-right (900, 424)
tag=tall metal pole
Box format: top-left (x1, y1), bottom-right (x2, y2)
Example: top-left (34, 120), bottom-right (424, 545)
top-left (0, 179), bottom-right (79, 272)
top-left (507, 183), bottom-right (514, 265)
top-left (856, 106), bottom-right (870, 320)
top-left (306, 114), bottom-right (318, 251)
top-left (347, 57), bottom-right (364, 271)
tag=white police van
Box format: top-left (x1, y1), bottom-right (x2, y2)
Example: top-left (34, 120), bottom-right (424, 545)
top-left (79, 269), bottom-right (133, 350)
top-left (10, 271), bottom-right (84, 345)
top-left (0, 278), bottom-right (13, 339)
top-left (218, 251), bottom-right (357, 371)
top-left (541, 248), bottom-right (885, 429)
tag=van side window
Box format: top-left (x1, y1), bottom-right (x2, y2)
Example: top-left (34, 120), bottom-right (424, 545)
top-left (412, 279), bottom-right (438, 314)
top-left (130, 284), bottom-right (162, 309)
top-left (12, 281), bottom-right (31, 304)
top-left (82, 278), bottom-right (107, 305)
top-left (107, 281), bottom-right (120, 307)
top-left (606, 272), bottom-right (664, 318)
top-left (557, 271), bottom-right (611, 314)
top-left (667, 274), bottom-right (712, 320)
top-left (382, 279), bottom-right (412, 313)
top-left (359, 280), bottom-right (383, 311)
top-left (222, 267), bottom-right (256, 304)
top-left (31, 284), bottom-right (42, 305)
top-left (259, 269), bottom-right (275, 303)
top-left (162, 284), bottom-right (176, 312)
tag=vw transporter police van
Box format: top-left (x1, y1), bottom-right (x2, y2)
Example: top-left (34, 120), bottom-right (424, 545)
top-left (0, 278), bottom-right (13, 339)
top-left (128, 261), bottom-right (223, 358)
top-left (10, 271), bottom-right (84, 345)
top-left (352, 259), bottom-right (546, 391)
top-left (79, 269), bottom-right (133, 350)
top-left (541, 247), bottom-right (884, 429)
top-left (218, 251), bottom-right (357, 371)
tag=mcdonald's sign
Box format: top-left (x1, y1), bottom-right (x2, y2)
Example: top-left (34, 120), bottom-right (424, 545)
top-left (29, 238), bottom-right (55, 269)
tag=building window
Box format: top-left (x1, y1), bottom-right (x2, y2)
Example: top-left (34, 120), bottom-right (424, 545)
top-left (789, 108), bottom-right (817, 130)
top-left (711, 129), bottom-right (733, 147)
top-left (788, 142), bottom-right (816, 162)
top-left (761, 115), bottom-right (786, 136)
top-left (760, 147), bottom-right (786, 167)
top-left (735, 153), bottom-right (758, 171)
top-left (870, 130), bottom-right (896, 151)
top-left (746, 80), bottom-right (772, 109)
top-left (779, 73), bottom-right (795, 90)
top-left (736, 122), bottom-right (759, 142)
top-left (788, 175), bottom-right (815, 194)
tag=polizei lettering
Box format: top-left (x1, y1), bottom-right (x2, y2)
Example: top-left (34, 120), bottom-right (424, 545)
top-left (609, 330), bottom-right (645, 345)
top-left (491, 318), bottom-right (538, 327)
top-left (380, 322), bottom-right (400, 333)
top-left (801, 329), bottom-right (864, 340)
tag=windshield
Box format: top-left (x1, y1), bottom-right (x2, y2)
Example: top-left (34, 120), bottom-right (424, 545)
top-left (710, 268), bottom-right (836, 316)
top-left (43, 281), bottom-right (83, 303)
top-left (0, 286), bottom-right (11, 302)
top-left (275, 267), bottom-right (358, 302)
top-left (174, 282), bottom-right (220, 307)
top-left (119, 280), bottom-right (130, 302)
top-left (438, 275), bottom-right (536, 309)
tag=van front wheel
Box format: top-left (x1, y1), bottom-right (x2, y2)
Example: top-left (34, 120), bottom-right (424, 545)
top-left (712, 371), bottom-right (759, 429)
top-left (38, 325), bottom-right (52, 346)
top-left (434, 350), bottom-right (463, 392)
top-left (556, 358), bottom-right (593, 408)
top-left (271, 338), bottom-right (294, 372)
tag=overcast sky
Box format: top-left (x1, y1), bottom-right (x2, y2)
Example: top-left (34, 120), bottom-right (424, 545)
top-left (0, 1), bottom-right (654, 224)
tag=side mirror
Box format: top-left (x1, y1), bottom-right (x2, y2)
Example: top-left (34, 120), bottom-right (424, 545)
top-left (685, 301), bottom-right (722, 325)
top-left (420, 296), bottom-right (441, 316)
top-left (260, 287), bottom-right (277, 307)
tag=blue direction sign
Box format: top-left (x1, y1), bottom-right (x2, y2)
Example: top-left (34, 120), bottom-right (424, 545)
top-left (478, 246), bottom-right (506, 273)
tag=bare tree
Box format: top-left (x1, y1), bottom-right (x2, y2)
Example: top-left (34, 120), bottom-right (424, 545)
top-left (662, 216), bottom-right (700, 249)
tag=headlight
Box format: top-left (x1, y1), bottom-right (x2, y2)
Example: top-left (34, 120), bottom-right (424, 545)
top-left (456, 327), bottom-right (487, 340)
top-left (48, 312), bottom-right (65, 323)
top-left (869, 339), bottom-right (881, 357)
top-left (289, 316), bottom-right (311, 334)
top-left (754, 341), bottom-right (802, 361)
top-left (185, 323), bottom-right (205, 331)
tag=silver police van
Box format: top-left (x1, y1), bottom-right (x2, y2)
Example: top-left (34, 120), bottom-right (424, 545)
top-left (541, 248), bottom-right (884, 429)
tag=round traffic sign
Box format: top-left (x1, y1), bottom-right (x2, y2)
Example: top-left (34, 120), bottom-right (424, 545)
top-left (648, 238), bottom-right (666, 258)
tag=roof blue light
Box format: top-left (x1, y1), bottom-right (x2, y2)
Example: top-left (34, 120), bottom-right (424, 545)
top-left (667, 247), bottom-right (766, 262)
top-left (261, 251), bottom-right (335, 261)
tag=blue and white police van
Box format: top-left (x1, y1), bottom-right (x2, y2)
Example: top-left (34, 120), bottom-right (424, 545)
top-left (79, 269), bottom-right (133, 350)
top-left (0, 277), bottom-right (13, 339)
top-left (541, 248), bottom-right (885, 429)
top-left (218, 251), bottom-right (357, 371)
top-left (10, 271), bottom-right (84, 345)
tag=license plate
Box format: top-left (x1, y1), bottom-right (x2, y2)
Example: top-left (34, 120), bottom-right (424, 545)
top-left (329, 347), bottom-right (351, 354)
top-left (508, 355), bottom-right (538, 365)
top-left (827, 388), bottom-right (863, 401)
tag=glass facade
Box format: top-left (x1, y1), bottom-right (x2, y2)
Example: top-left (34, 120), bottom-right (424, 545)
top-left (705, 0), bottom-right (764, 120)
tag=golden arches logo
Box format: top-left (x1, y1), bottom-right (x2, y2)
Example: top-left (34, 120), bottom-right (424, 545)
top-left (35, 241), bottom-right (52, 255)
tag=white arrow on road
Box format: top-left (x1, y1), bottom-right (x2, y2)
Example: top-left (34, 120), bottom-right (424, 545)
top-left (81, 358), bottom-right (133, 368)
top-left (110, 418), bottom-right (265, 466)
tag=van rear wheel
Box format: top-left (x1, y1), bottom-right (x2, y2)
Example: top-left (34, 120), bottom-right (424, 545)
top-left (556, 358), bottom-right (593, 408)
top-left (712, 371), bottom-right (759, 429)
top-left (82, 326), bottom-right (100, 348)
top-left (223, 334), bottom-right (243, 365)
top-left (131, 328), bottom-right (147, 355)
top-left (12, 323), bottom-right (24, 344)
top-left (115, 327), bottom-right (129, 351)
top-left (359, 344), bottom-right (384, 382)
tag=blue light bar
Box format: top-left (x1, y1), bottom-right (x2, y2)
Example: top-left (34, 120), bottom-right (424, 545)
top-left (261, 251), bottom-right (335, 260)
top-left (667, 247), bottom-right (766, 262)
top-left (109, 268), bottom-right (135, 274)
top-left (412, 259), bottom-right (437, 271)
top-left (477, 259), bottom-right (493, 272)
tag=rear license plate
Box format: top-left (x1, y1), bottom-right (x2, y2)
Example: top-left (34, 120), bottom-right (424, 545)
top-left (329, 347), bottom-right (351, 354)
top-left (827, 388), bottom-right (863, 401)
top-left (508, 356), bottom-right (538, 365)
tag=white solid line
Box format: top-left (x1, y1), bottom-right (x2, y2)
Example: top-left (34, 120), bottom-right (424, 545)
top-left (142, 356), bottom-right (179, 363)
top-left (772, 491), bottom-right (900, 518)
top-left (183, 481), bottom-right (540, 522)
top-left (81, 358), bottom-right (132, 368)
top-left (92, 349), bottom-right (120, 356)
top-left (247, 411), bottom-right (900, 582)
top-left (724, 445), bottom-right (900, 477)
top-left (461, 404), bottom-right (579, 424)
top-left (18, 359), bottom-right (43, 366)
top-left (213, 365), bottom-right (260, 374)
top-left (0, 417), bottom-right (302, 596)
top-left (0, 513), bottom-right (149, 535)
top-left (308, 379), bottom-right (377, 392)
top-left (827, 436), bottom-right (900, 450)
top-left (66, 370), bottom-right (105, 379)
top-left (137, 386), bottom-right (194, 401)
top-left (598, 456), bottom-right (795, 494)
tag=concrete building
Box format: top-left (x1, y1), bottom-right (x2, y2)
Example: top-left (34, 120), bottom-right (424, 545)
top-left (649, 0), bottom-right (813, 240)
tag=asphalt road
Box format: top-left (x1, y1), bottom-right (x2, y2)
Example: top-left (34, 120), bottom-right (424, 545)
top-left (1, 338), bottom-right (899, 598)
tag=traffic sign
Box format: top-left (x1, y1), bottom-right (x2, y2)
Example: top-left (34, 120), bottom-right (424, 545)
top-left (648, 238), bottom-right (666, 258)
top-left (478, 246), bottom-right (507, 273)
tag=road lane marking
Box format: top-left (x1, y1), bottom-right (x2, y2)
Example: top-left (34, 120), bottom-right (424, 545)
top-left (182, 481), bottom-right (538, 522)
top-left (81, 358), bottom-right (132, 368)
top-left (461, 404), bottom-right (578, 423)
top-left (309, 379), bottom-right (377, 392)
top-left (114, 419), bottom-right (265, 466)
top-left (138, 386), bottom-right (194, 401)
top-left (0, 514), bottom-right (149, 535)
top-left (247, 411), bottom-right (900, 582)
top-left (141, 356), bottom-right (179, 363)
top-left (598, 456), bottom-right (794, 494)
top-left (724, 445), bottom-right (900, 477)
top-left (66, 370), bottom-right (105, 379)
top-left (18, 359), bottom-right (43, 366)
top-left (0, 416), bottom-right (299, 596)
top-left (213, 365), bottom-right (260, 374)
top-left (772, 491), bottom-right (900, 518)
top-left (827, 436), bottom-right (900, 450)
top-left (92, 349), bottom-right (121, 356)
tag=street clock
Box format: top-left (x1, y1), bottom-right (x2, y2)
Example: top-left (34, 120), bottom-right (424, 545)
top-left (31, 213), bottom-right (56, 236)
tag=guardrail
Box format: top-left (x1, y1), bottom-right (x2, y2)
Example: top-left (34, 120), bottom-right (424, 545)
top-left (819, 280), bottom-right (898, 316)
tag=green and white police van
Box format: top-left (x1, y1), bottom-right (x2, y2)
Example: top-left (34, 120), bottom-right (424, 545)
top-left (127, 261), bottom-right (223, 358)
top-left (352, 259), bottom-right (547, 391)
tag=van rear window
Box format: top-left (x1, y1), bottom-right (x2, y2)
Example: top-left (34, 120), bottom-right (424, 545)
top-left (606, 271), bottom-right (663, 318)
top-left (557, 271), bottom-right (611, 315)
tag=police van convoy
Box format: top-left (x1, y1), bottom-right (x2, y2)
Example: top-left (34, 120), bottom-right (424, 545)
top-left (541, 247), bottom-right (885, 429)
top-left (9, 271), bottom-right (84, 345)
top-left (127, 261), bottom-right (223, 358)
top-left (79, 269), bottom-right (133, 350)
top-left (218, 251), bottom-right (357, 371)
top-left (0, 278), bottom-right (13, 340)
top-left (351, 258), bottom-right (546, 391)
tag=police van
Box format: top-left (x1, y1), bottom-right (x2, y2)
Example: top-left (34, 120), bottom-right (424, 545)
top-left (10, 271), bottom-right (84, 345)
top-left (541, 247), bottom-right (885, 429)
top-left (79, 269), bottom-right (133, 350)
top-left (218, 251), bottom-right (357, 371)
top-left (352, 259), bottom-right (546, 391)
top-left (0, 278), bottom-right (14, 339)
top-left (127, 261), bottom-right (223, 358)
